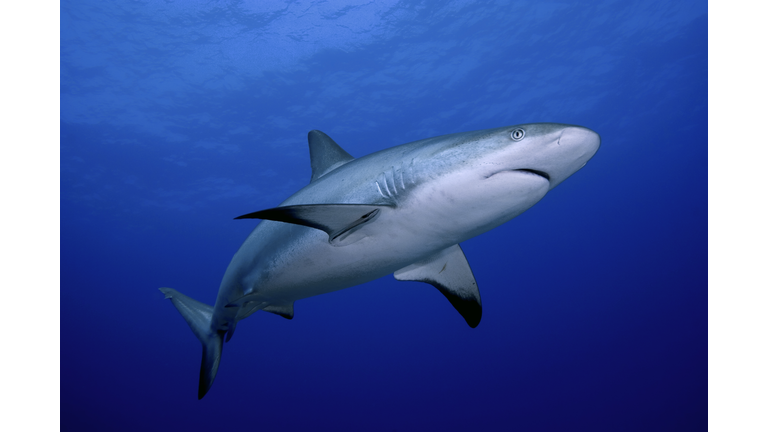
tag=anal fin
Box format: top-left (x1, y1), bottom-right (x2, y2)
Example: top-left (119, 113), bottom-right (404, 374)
top-left (394, 244), bottom-right (482, 328)
top-left (226, 293), bottom-right (267, 322)
top-left (226, 294), bottom-right (295, 321)
top-left (263, 301), bottom-right (295, 320)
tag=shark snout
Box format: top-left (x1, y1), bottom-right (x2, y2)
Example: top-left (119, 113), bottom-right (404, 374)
top-left (559, 126), bottom-right (601, 158)
top-left (535, 125), bottom-right (600, 189)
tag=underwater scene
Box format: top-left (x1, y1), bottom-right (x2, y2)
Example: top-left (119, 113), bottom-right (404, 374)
top-left (61, 1), bottom-right (707, 430)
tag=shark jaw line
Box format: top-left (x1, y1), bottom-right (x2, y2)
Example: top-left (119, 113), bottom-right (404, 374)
top-left (485, 168), bottom-right (551, 182)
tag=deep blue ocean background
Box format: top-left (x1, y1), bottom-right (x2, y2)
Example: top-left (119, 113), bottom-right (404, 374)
top-left (61, 1), bottom-right (707, 430)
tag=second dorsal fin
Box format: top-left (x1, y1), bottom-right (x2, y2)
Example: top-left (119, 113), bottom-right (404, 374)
top-left (308, 130), bottom-right (354, 182)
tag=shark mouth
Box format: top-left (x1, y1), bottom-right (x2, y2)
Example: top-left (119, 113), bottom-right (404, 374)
top-left (515, 169), bottom-right (550, 181)
top-left (485, 168), bottom-right (550, 182)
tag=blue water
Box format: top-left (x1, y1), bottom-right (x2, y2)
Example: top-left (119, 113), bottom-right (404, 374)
top-left (61, 1), bottom-right (707, 430)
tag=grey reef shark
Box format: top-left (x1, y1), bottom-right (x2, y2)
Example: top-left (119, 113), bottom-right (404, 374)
top-left (160, 123), bottom-right (600, 399)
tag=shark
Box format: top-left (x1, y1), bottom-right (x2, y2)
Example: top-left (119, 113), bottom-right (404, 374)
top-left (160, 123), bottom-right (600, 399)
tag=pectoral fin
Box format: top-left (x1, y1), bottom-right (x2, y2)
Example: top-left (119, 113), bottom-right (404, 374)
top-left (235, 204), bottom-right (389, 245)
top-left (394, 244), bottom-right (482, 328)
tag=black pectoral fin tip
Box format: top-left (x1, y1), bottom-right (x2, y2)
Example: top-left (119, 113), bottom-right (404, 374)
top-left (455, 299), bottom-right (482, 328)
top-left (234, 212), bottom-right (258, 220)
top-left (234, 208), bottom-right (285, 220)
top-left (432, 281), bottom-right (482, 328)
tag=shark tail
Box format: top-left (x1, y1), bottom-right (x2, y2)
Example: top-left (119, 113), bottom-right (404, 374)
top-left (159, 287), bottom-right (223, 399)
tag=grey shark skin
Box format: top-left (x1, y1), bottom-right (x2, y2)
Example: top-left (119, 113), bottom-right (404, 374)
top-left (160, 123), bottom-right (600, 399)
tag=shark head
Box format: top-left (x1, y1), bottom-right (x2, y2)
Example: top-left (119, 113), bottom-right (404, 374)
top-left (405, 123), bottom-right (601, 241)
top-left (476, 123), bottom-right (601, 191)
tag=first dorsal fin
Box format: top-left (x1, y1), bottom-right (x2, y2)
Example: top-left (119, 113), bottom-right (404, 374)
top-left (308, 130), bottom-right (354, 182)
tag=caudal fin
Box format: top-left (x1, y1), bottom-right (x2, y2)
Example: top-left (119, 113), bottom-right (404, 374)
top-left (159, 287), bottom-right (224, 399)
top-left (197, 331), bottom-right (223, 399)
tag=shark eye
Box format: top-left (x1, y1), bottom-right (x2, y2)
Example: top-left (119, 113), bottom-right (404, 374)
top-left (510, 128), bottom-right (525, 141)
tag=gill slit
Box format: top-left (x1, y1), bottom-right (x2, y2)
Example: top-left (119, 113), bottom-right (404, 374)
top-left (376, 181), bottom-right (387, 198)
top-left (382, 176), bottom-right (392, 196)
